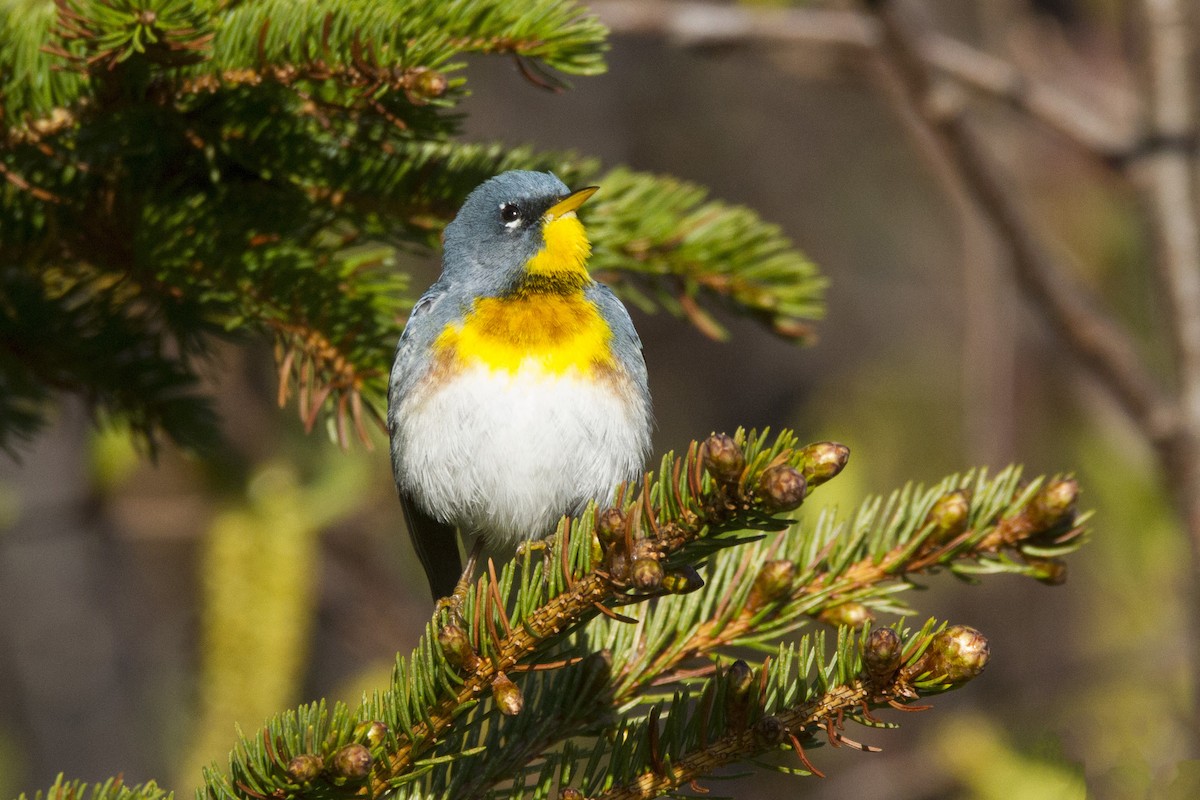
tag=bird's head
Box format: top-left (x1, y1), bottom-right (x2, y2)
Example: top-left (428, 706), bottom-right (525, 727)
top-left (442, 170), bottom-right (599, 294)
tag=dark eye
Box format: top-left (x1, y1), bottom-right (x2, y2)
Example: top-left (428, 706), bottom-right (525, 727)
top-left (500, 203), bottom-right (521, 224)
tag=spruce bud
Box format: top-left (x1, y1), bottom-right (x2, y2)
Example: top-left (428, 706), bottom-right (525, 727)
top-left (704, 433), bottom-right (745, 483)
top-left (596, 507), bottom-right (625, 547)
top-left (862, 627), bottom-right (903, 680)
top-left (631, 557), bottom-right (664, 591)
top-left (915, 625), bottom-right (990, 686)
top-left (286, 754), bottom-right (323, 783)
top-left (559, 790), bottom-right (585, 800)
top-left (1027, 557), bottom-right (1068, 585)
top-left (758, 465), bottom-right (807, 512)
top-left (726, 659), bottom-right (755, 699)
top-left (438, 622), bottom-right (478, 671)
top-left (799, 442), bottom-right (850, 487)
top-left (817, 601), bottom-right (874, 628)
top-left (754, 714), bottom-right (786, 746)
top-left (662, 564), bottom-right (705, 594)
top-left (724, 659), bottom-right (755, 731)
top-left (747, 560), bottom-right (795, 609)
top-left (330, 744), bottom-right (371, 780)
top-left (363, 721), bottom-right (388, 748)
top-left (606, 546), bottom-right (631, 582)
top-left (1028, 478), bottom-right (1079, 530)
top-left (492, 672), bottom-right (524, 716)
top-left (925, 489), bottom-right (971, 544)
top-left (404, 68), bottom-right (448, 104)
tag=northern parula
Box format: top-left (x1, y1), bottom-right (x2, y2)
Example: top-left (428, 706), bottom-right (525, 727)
top-left (387, 171), bottom-right (653, 599)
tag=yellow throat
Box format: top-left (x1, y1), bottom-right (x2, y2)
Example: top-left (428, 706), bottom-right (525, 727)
top-left (435, 213), bottom-right (614, 376)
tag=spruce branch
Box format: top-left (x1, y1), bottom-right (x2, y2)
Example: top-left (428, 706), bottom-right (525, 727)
top-left (7, 0), bottom-right (607, 126)
top-left (191, 430), bottom-right (1087, 800)
top-left (1, 0), bottom-right (825, 451)
top-left (586, 168), bottom-right (825, 343)
top-left (584, 621), bottom-right (989, 800)
top-left (199, 429), bottom-right (833, 800)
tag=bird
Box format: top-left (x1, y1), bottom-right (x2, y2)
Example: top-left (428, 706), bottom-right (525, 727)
top-left (387, 170), bottom-right (653, 600)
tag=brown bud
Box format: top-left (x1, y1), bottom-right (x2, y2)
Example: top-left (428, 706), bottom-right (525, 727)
top-left (559, 790), bottom-right (585, 800)
top-left (754, 714), bottom-right (786, 746)
top-left (726, 659), bottom-right (754, 699)
top-left (724, 659), bottom-right (755, 731)
top-left (862, 627), bottom-right (902, 680)
top-left (416, 68), bottom-right (448, 97)
top-left (1028, 478), bottom-right (1079, 530)
top-left (746, 560), bottom-right (795, 609)
top-left (404, 68), bottom-right (449, 104)
top-left (363, 721), bottom-right (388, 748)
top-left (662, 564), bottom-right (704, 594)
top-left (596, 507), bottom-right (625, 546)
top-left (817, 601), bottom-right (874, 628)
top-left (606, 546), bottom-right (630, 582)
top-left (799, 442), bottom-right (850, 488)
top-left (704, 433), bottom-right (745, 483)
top-left (758, 465), bottom-right (807, 512)
top-left (330, 743), bottom-right (371, 780)
top-left (286, 754), bottom-right (323, 783)
top-left (438, 623), bottom-right (478, 671)
top-left (915, 625), bottom-right (990, 686)
top-left (1026, 557), bottom-right (1068, 585)
top-left (492, 672), bottom-right (524, 716)
top-left (925, 489), bottom-right (971, 544)
top-left (630, 557), bottom-right (664, 591)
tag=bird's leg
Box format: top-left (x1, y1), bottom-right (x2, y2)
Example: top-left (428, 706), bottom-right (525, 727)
top-left (516, 534), bottom-right (556, 576)
top-left (437, 538), bottom-right (483, 615)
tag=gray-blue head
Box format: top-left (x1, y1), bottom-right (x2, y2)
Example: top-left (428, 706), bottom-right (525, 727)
top-left (441, 171), bottom-right (598, 293)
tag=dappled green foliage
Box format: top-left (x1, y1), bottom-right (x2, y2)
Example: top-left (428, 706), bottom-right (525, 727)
top-left (0, 0), bottom-right (823, 453)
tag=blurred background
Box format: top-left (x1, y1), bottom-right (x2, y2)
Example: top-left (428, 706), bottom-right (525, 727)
top-left (0, 1), bottom-right (1192, 798)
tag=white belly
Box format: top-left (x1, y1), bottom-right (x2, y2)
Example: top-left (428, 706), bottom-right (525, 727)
top-left (394, 364), bottom-right (650, 546)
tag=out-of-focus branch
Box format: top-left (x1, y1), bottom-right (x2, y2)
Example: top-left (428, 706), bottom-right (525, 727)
top-left (590, 0), bottom-right (1134, 159)
top-left (919, 32), bottom-right (1135, 159)
top-left (865, 1), bottom-right (1176, 446)
top-left (1141, 0), bottom-right (1200, 433)
top-left (591, 0), bottom-right (877, 49)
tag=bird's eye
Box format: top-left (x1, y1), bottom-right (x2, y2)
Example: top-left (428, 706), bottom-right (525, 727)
top-left (500, 203), bottom-right (522, 225)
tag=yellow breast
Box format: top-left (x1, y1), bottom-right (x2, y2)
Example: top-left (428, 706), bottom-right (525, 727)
top-left (434, 213), bottom-right (613, 375)
top-left (435, 292), bottom-right (613, 375)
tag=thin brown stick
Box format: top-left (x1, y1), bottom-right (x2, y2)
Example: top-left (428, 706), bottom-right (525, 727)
top-left (595, 682), bottom-right (905, 800)
top-left (1139, 0), bottom-right (1200, 737)
top-left (869, 0), bottom-right (1177, 449)
top-left (590, 0), bottom-right (1132, 157)
top-left (1141, 0), bottom-right (1200, 424)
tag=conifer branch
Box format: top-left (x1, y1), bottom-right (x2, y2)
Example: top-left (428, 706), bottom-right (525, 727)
top-left (190, 430), bottom-right (1088, 800)
top-left (10, 431), bottom-right (1089, 799)
top-left (452, 459), bottom-right (1085, 794)
top-left (1, 0), bottom-right (824, 450)
top-left (373, 430), bottom-right (826, 786)
top-left (590, 622), bottom-right (989, 800)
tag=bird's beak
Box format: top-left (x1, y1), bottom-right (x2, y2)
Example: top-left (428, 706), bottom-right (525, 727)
top-left (544, 186), bottom-right (599, 221)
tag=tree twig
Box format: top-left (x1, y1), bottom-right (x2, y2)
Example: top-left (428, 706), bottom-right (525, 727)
top-left (867, 0), bottom-right (1177, 449)
top-left (1140, 0), bottom-right (1200, 437)
top-left (589, 0), bottom-right (1134, 159)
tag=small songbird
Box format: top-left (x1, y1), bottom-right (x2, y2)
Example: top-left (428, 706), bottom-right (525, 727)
top-left (387, 171), bottom-right (653, 599)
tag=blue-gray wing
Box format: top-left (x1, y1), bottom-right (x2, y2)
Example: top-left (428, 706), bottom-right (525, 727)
top-left (387, 280), bottom-right (464, 600)
top-left (387, 281), bottom-right (449, 423)
top-left (588, 282), bottom-right (649, 391)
